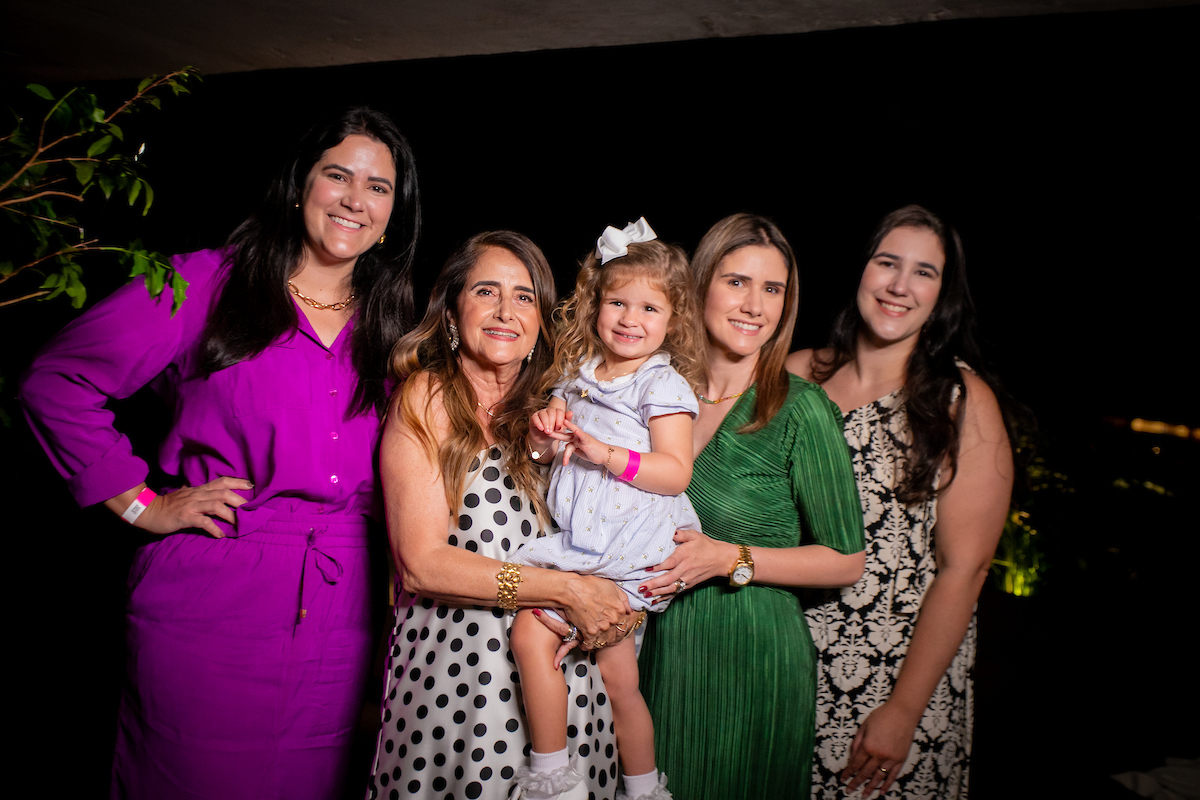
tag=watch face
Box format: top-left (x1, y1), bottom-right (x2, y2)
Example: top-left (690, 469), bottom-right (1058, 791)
top-left (732, 565), bottom-right (753, 586)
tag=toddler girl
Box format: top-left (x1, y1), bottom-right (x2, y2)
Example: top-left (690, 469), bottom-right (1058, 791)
top-left (509, 218), bottom-right (704, 800)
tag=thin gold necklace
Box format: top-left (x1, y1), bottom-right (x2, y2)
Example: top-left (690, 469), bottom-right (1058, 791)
top-left (477, 401), bottom-right (501, 417)
top-left (698, 382), bottom-right (753, 404)
top-left (698, 391), bottom-right (745, 404)
top-left (288, 280), bottom-right (354, 311)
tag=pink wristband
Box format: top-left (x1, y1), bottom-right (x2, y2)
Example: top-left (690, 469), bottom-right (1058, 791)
top-left (121, 487), bottom-right (157, 525)
top-left (618, 449), bottom-right (641, 482)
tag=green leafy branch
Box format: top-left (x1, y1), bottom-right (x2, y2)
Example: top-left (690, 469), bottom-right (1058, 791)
top-left (0, 67), bottom-right (201, 311)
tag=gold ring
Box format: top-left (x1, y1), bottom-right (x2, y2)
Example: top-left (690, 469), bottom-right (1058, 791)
top-left (879, 767), bottom-right (889, 774)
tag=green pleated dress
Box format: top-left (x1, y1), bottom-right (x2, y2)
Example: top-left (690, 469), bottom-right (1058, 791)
top-left (639, 376), bottom-right (864, 800)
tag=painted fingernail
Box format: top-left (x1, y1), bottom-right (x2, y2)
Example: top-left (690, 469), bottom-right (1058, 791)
top-left (531, 609), bottom-right (541, 617)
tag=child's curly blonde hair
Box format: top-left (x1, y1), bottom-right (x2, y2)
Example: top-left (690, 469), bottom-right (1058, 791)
top-left (547, 238), bottom-right (705, 394)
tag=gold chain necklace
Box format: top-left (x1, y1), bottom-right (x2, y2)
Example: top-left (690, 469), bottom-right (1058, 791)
top-left (698, 382), bottom-right (753, 405)
top-left (288, 280), bottom-right (354, 311)
top-left (698, 391), bottom-right (745, 405)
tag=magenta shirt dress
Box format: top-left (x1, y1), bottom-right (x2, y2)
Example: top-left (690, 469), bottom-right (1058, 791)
top-left (20, 249), bottom-right (383, 799)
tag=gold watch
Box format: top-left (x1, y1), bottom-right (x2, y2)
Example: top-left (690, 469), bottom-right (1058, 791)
top-left (728, 544), bottom-right (754, 587)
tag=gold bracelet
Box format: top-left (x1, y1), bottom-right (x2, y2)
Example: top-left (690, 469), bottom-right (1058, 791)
top-left (604, 446), bottom-right (615, 471)
top-left (496, 563), bottom-right (522, 610)
top-left (632, 610), bottom-right (648, 631)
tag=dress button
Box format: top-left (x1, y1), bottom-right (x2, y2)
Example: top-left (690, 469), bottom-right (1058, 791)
top-left (329, 389), bottom-right (338, 396)
top-left (330, 475), bottom-right (339, 484)
top-left (330, 431), bottom-right (339, 440)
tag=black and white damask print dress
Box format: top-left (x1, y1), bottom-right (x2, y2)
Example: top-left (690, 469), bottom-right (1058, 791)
top-left (367, 448), bottom-right (618, 800)
top-left (806, 388), bottom-right (974, 800)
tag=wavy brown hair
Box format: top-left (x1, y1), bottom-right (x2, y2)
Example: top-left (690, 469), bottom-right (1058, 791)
top-left (692, 213), bottom-right (800, 433)
top-left (550, 238), bottom-right (705, 394)
top-left (388, 231), bottom-right (557, 521)
top-left (812, 204), bottom-right (1008, 503)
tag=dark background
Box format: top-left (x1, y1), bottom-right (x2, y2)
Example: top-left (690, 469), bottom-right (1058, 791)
top-left (3, 6), bottom-right (1196, 797)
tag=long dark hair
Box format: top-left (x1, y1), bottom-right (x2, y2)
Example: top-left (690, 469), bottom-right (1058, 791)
top-left (813, 204), bottom-right (1002, 502)
top-left (693, 213), bottom-right (800, 433)
top-left (389, 231), bottom-right (557, 523)
top-left (200, 106), bottom-right (421, 417)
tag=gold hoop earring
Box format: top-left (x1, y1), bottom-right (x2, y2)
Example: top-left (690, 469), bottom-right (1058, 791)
top-left (378, 234), bottom-right (386, 245)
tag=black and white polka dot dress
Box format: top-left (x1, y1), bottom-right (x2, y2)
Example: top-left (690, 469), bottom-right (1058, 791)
top-left (366, 448), bottom-right (618, 800)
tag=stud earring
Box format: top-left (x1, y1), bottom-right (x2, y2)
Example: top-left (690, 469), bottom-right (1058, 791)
top-left (294, 202), bottom-right (300, 208)
top-left (448, 323), bottom-right (460, 351)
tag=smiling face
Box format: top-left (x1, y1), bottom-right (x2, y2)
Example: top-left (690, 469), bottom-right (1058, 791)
top-left (856, 225), bottom-right (945, 349)
top-left (595, 275), bottom-right (674, 374)
top-left (300, 133), bottom-right (397, 271)
top-left (703, 244), bottom-right (789, 362)
top-left (452, 246), bottom-right (541, 375)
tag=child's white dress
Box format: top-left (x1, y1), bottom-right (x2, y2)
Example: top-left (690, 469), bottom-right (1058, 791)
top-left (509, 353), bottom-right (700, 611)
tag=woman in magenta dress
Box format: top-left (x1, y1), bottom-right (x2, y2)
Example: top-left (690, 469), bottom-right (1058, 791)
top-left (19, 107), bottom-right (420, 800)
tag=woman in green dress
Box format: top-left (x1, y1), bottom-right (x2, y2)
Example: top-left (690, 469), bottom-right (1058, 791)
top-left (637, 213), bottom-right (866, 799)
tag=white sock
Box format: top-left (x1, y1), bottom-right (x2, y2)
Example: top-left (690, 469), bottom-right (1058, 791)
top-left (623, 769), bottom-right (659, 798)
top-left (530, 747), bottom-right (569, 774)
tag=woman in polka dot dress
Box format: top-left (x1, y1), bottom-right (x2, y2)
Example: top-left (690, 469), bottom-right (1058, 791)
top-left (507, 219), bottom-right (706, 800)
top-left (367, 231), bottom-right (638, 800)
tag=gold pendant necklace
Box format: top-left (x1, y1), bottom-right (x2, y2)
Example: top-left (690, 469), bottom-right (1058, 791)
top-left (288, 280), bottom-right (354, 311)
top-left (698, 384), bottom-right (751, 404)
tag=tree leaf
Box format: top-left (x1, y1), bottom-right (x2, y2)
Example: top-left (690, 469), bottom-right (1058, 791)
top-left (27, 83), bottom-right (53, 100)
top-left (108, 123), bottom-right (124, 141)
top-left (145, 261), bottom-right (165, 296)
top-left (170, 270), bottom-right (189, 315)
top-left (73, 160), bottom-right (96, 186)
top-left (129, 252), bottom-right (149, 277)
top-left (127, 178), bottom-right (142, 206)
top-left (86, 135), bottom-right (113, 158)
top-left (137, 76), bottom-right (154, 93)
top-left (142, 182), bottom-right (154, 215)
top-left (97, 172), bottom-right (114, 199)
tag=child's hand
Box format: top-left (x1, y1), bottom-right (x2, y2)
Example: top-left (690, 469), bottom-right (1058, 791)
top-left (560, 419), bottom-right (609, 468)
top-left (529, 408), bottom-right (574, 461)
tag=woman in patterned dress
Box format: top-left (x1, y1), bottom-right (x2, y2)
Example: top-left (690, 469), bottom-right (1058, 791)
top-left (787, 205), bottom-right (1013, 799)
top-left (367, 231), bottom-right (640, 800)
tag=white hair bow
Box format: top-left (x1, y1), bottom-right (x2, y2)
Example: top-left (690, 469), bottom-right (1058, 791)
top-left (596, 217), bottom-right (657, 265)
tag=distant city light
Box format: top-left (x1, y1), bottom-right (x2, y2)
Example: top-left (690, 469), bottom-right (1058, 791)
top-left (1129, 418), bottom-right (1195, 439)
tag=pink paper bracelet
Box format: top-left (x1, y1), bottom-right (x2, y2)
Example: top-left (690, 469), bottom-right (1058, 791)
top-left (618, 449), bottom-right (641, 482)
top-left (121, 487), bottom-right (157, 525)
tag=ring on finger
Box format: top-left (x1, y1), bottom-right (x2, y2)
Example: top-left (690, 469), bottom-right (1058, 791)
top-left (879, 767), bottom-right (889, 774)
top-left (615, 620), bottom-right (628, 634)
top-left (674, 578), bottom-right (686, 592)
top-left (562, 625), bottom-right (579, 643)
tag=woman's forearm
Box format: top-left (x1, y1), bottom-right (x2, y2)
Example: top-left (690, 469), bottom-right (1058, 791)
top-left (882, 561), bottom-right (989, 723)
top-left (397, 542), bottom-right (627, 624)
top-left (750, 543), bottom-right (865, 589)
